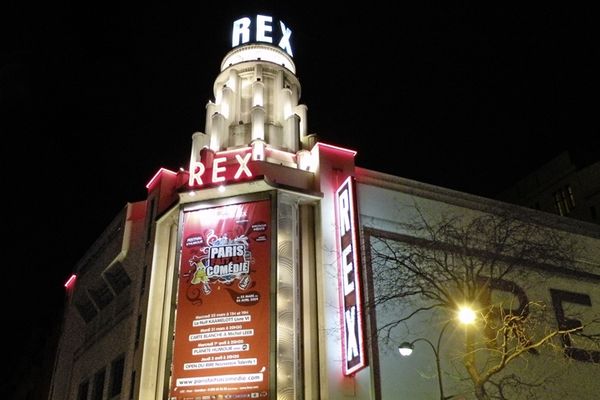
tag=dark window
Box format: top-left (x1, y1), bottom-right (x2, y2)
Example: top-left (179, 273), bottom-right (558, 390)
top-left (77, 380), bottom-right (89, 400)
top-left (591, 206), bottom-right (597, 220)
top-left (74, 295), bottom-right (98, 323)
top-left (88, 280), bottom-right (114, 309)
top-left (140, 264), bottom-right (148, 296)
top-left (554, 185), bottom-right (575, 216)
top-left (135, 314), bottom-right (142, 349)
top-left (104, 262), bottom-right (131, 294)
top-left (110, 355), bottom-right (125, 396)
top-left (129, 370), bottom-right (136, 399)
top-left (92, 368), bottom-right (106, 400)
top-left (146, 197), bottom-right (156, 244)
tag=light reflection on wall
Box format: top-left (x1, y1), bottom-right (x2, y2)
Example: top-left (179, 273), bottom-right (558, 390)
top-left (276, 196), bottom-right (298, 399)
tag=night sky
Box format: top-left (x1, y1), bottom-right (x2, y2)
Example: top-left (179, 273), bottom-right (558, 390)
top-left (2, 2), bottom-right (599, 395)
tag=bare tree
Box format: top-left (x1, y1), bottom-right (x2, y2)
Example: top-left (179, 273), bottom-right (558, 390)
top-left (366, 206), bottom-right (600, 399)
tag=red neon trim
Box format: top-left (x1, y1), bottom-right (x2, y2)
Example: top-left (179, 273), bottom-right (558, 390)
top-left (64, 274), bottom-right (77, 289)
top-left (146, 168), bottom-right (177, 189)
top-left (317, 142), bottom-right (357, 156)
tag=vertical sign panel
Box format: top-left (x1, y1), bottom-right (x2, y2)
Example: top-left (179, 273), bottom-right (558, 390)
top-left (169, 200), bottom-right (271, 399)
top-left (335, 176), bottom-right (366, 375)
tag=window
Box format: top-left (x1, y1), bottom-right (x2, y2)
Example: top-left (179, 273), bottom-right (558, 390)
top-left (140, 264), bottom-right (148, 296)
top-left (110, 355), bottom-right (125, 397)
top-left (591, 206), bottom-right (597, 220)
top-left (77, 380), bottom-right (89, 400)
top-left (129, 370), bottom-right (136, 400)
top-left (88, 280), bottom-right (114, 310)
top-left (104, 262), bottom-right (131, 294)
top-left (92, 368), bottom-right (106, 400)
top-left (135, 314), bottom-right (142, 349)
top-left (146, 197), bottom-right (156, 244)
top-left (74, 295), bottom-right (98, 323)
top-left (553, 185), bottom-right (575, 216)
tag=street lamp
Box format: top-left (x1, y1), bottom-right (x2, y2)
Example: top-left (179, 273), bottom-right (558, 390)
top-left (398, 306), bottom-right (476, 400)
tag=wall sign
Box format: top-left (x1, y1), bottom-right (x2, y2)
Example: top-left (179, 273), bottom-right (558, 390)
top-left (232, 14), bottom-right (293, 57)
top-left (188, 149), bottom-right (254, 188)
top-left (335, 176), bottom-right (367, 375)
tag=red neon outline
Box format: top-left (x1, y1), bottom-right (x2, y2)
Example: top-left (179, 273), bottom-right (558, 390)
top-left (317, 142), bottom-right (357, 156)
top-left (335, 176), bottom-right (366, 375)
top-left (146, 168), bottom-right (177, 189)
top-left (64, 274), bottom-right (77, 289)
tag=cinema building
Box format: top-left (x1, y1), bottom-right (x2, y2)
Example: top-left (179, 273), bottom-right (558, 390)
top-left (48, 15), bottom-right (600, 400)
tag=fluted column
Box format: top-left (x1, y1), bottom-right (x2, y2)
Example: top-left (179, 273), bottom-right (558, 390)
top-left (190, 132), bottom-right (209, 165)
top-left (284, 114), bottom-right (299, 152)
top-left (210, 112), bottom-right (226, 151)
top-left (251, 105), bottom-right (265, 141)
top-left (295, 104), bottom-right (308, 147)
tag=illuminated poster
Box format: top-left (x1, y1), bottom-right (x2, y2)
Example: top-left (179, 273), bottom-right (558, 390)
top-left (169, 200), bottom-right (271, 400)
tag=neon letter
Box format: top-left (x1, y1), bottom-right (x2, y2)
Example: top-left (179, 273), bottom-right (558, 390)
top-left (234, 153), bottom-right (252, 179)
top-left (212, 157), bottom-right (227, 183)
top-left (342, 245), bottom-right (354, 296)
top-left (188, 161), bottom-right (206, 186)
top-left (338, 189), bottom-right (351, 236)
top-left (278, 21), bottom-right (293, 56)
top-left (232, 17), bottom-right (251, 47)
top-left (256, 15), bottom-right (273, 43)
top-left (345, 306), bottom-right (359, 360)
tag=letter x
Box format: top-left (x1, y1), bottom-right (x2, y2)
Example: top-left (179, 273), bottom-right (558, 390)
top-left (234, 153), bottom-right (252, 179)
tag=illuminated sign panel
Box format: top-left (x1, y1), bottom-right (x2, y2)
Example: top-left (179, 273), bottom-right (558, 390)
top-left (232, 15), bottom-right (293, 56)
top-left (169, 200), bottom-right (272, 399)
top-left (335, 176), bottom-right (367, 375)
top-left (188, 149), bottom-right (254, 188)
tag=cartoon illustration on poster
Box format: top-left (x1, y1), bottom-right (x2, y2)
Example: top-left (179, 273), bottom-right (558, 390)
top-left (169, 200), bottom-right (271, 400)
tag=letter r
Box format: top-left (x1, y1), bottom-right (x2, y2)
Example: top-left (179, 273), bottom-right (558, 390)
top-left (232, 17), bottom-right (251, 47)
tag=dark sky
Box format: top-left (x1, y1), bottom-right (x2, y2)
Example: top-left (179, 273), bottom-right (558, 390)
top-left (2, 2), bottom-right (599, 393)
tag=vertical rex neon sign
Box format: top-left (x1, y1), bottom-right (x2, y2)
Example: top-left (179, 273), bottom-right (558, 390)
top-left (335, 176), bottom-right (366, 375)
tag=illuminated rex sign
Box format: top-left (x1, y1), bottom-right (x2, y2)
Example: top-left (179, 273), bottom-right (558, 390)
top-left (188, 148), bottom-right (254, 188)
top-left (232, 15), bottom-right (293, 57)
top-left (335, 176), bottom-right (367, 375)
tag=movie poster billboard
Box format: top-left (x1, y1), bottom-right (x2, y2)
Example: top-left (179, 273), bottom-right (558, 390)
top-left (169, 200), bottom-right (272, 400)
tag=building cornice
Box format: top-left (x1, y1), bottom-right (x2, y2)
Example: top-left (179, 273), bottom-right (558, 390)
top-left (355, 167), bottom-right (600, 239)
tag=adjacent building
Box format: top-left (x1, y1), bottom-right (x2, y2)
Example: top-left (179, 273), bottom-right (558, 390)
top-left (48, 15), bottom-right (600, 400)
top-left (497, 149), bottom-right (599, 224)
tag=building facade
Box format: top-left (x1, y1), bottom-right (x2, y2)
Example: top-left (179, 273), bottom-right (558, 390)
top-left (498, 150), bottom-right (599, 224)
top-left (48, 15), bottom-right (600, 400)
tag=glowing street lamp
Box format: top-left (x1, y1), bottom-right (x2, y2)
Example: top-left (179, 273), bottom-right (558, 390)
top-left (398, 306), bottom-right (476, 400)
top-left (458, 306), bottom-right (476, 325)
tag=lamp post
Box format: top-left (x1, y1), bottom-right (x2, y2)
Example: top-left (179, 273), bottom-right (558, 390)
top-left (398, 306), bottom-right (476, 400)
